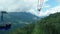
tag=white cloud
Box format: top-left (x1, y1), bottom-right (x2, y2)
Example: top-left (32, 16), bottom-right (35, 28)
top-left (0, 0), bottom-right (20, 11)
top-left (44, 0), bottom-right (48, 3)
top-left (38, 5), bottom-right (60, 16)
top-left (28, 5), bottom-right (60, 17)
top-left (0, 0), bottom-right (47, 12)
top-left (0, 0), bottom-right (55, 17)
top-left (0, 0), bottom-right (37, 12)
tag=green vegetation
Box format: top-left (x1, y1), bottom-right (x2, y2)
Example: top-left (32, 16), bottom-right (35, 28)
top-left (6, 23), bottom-right (35, 34)
top-left (33, 12), bottom-right (60, 34)
top-left (9, 12), bottom-right (60, 34)
top-left (0, 12), bottom-right (60, 34)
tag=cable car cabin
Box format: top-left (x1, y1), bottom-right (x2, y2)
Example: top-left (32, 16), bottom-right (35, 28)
top-left (37, 8), bottom-right (41, 11)
top-left (38, 8), bottom-right (41, 11)
top-left (0, 11), bottom-right (11, 30)
top-left (0, 23), bottom-right (11, 30)
top-left (37, 0), bottom-right (44, 11)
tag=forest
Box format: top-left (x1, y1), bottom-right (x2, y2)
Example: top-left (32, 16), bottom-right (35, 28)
top-left (0, 12), bottom-right (60, 34)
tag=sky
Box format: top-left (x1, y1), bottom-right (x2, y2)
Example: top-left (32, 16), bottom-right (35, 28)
top-left (0, 0), bottom-right (60, 17)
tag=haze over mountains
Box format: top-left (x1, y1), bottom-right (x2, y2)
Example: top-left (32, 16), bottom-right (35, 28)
top-left (0, 12), bottom-right (41, 27)
top-left (0, 12), bottom-right (41, 31)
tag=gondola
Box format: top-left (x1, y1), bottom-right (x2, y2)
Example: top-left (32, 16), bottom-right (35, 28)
top-left (37, 0), bottom-right (44, 11)
top-left (0, 11), bottom-right (11, 30)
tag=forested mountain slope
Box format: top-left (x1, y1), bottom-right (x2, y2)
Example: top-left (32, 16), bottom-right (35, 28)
top-left (0, 12), bottom-right (60, 34)
top-left (33, 12), bottom-right (60, 34)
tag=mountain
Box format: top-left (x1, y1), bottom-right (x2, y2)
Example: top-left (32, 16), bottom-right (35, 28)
top-left (0, 12), bottom-right (41, 30)
top-left (32, 12), bottom-right (60, 34)
top-left (0, 12), bottom-right (40, 22)
top-left (2, 12), bottom-right (60, 34)
top-left (8, 12), bottom-right (39, 22)
top-left (0, 12), bottom-right (60, 34)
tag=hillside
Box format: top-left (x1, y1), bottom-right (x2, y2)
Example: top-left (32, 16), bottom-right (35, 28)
top-left (0, 12), bottom-right (39, 22)
top-left (7, 12), bottom-right (60, 34)
top-left (0, 12), bottom-right (40, 29)
top-left (0, 12), bottom-right (60, 34)
top-left (32, 12), bottom-right (60, 34)
top-left (0, 12), bottom-right (39, 34)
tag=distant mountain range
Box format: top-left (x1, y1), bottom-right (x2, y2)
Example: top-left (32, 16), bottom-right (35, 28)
top-left (0, 12), bottom-right (41, 29)
top-left (0, 12), bottom-right (40, 22)
top-left (8, 12), bottom-right (40, 22)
